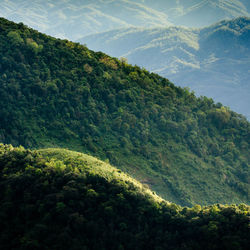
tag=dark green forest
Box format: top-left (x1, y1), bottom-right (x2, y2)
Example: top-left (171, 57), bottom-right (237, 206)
top-left (0, 18), bottom-right (249, 206)
top-left (0, 144), bottom-right (249, 250)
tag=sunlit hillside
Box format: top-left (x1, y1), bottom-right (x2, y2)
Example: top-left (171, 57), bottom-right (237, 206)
top-left (0, 144), bottom-right (249, 249)
top-left (0, 18), bottom-right (249, 206)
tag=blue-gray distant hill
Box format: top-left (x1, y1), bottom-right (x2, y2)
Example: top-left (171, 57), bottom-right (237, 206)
top-left (79, 17), bottom-right (250, 119)
top-left (1, 0), bottom-right (250, 40)
top-left (0, 0), bottom-right (171, 40)
top-left (140, 0), bottom-right (250, 27)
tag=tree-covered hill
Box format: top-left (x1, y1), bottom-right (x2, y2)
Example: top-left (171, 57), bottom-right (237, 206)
top-left (0, 144), bottom-right (249, 250)
top-left (80, 17), bottom-right (250, 120)
top-left (0, 18), bottom-right (249, 206)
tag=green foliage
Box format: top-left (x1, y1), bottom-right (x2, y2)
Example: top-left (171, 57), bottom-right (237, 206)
top-left (7, 30), bottom-right (24, 45)
top-left (81, 17), bottom-right (250, 120)
top-left (0, 145), bottom-right (249, 250)
top-left (0, 17), bottom-right (249, 206)
top-left (26, 38), bottom-right (43, 54)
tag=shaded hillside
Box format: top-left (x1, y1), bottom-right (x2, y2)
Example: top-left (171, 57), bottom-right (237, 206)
top-left (80, 17), bottom-right (250, 119)
top-left (0, 18), bottom-right (249, 206)
top-left (0, 144), bottom-right (249, 250)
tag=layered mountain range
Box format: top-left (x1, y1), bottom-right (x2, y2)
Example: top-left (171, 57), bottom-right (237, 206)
top-left (0, 18), bottom-right (249, 207)
top-left (0, 11), bottom-right (249, 249)
top-left (1, 0), bottom-right (249, 40)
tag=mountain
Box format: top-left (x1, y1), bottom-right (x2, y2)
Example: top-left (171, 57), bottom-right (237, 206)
top-left (3, 1), bottom-right (248, 118)
top-left (0, 144), bottom-right (249, 249)
top-left (0, 0), bottom-right (171, 40)
top-left (1, 0), bottom-right (249, 40)
top-left (140, 0), bottom-right (250, 27)
top-left (79, 17), bottom-right (250, 120)
top-left (0, 17), bottom-right (249, 206)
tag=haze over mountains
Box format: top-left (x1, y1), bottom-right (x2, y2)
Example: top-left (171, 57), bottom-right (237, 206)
top-left (1, 0), bottom-right (172, 40)
top-left (141, 0), bottom-right (250, 27)
top-left (1, 0), bottom-right (250, 40)
top-left (80, 17), bottom-right (250, 119)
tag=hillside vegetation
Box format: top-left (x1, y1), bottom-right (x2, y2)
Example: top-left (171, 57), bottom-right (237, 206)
top-left (0, 18), bottom-right (249, 206)
top-left (0, 144), bottom-right (249, 249)
top-left (80, 17), bottom-right (250, 119)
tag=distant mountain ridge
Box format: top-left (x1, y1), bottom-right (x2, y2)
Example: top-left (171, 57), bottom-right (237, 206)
top-left (0, 0), bottom-right (171, 40)
top-left (80, 17), bottom-right (250, 119)
top-left (141, 0), bottom-right (250, 27)
top-left (1, 0), bottom-right (250, 40)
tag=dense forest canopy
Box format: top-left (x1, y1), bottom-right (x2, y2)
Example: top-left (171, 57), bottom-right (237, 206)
top-left (0, 18), bottom-right (249, 206)
top-left (0, 144), bottom-right (249, 250)
top-left (1, 2), bottom-right (249, 119)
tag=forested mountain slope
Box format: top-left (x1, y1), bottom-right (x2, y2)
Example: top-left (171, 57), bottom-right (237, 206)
top-left (80, 17), bottom-right (250, 119)
top-left (0, 144), bottom-right (249, 250)
top-left (0, 18), bottom-right (249, 206)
